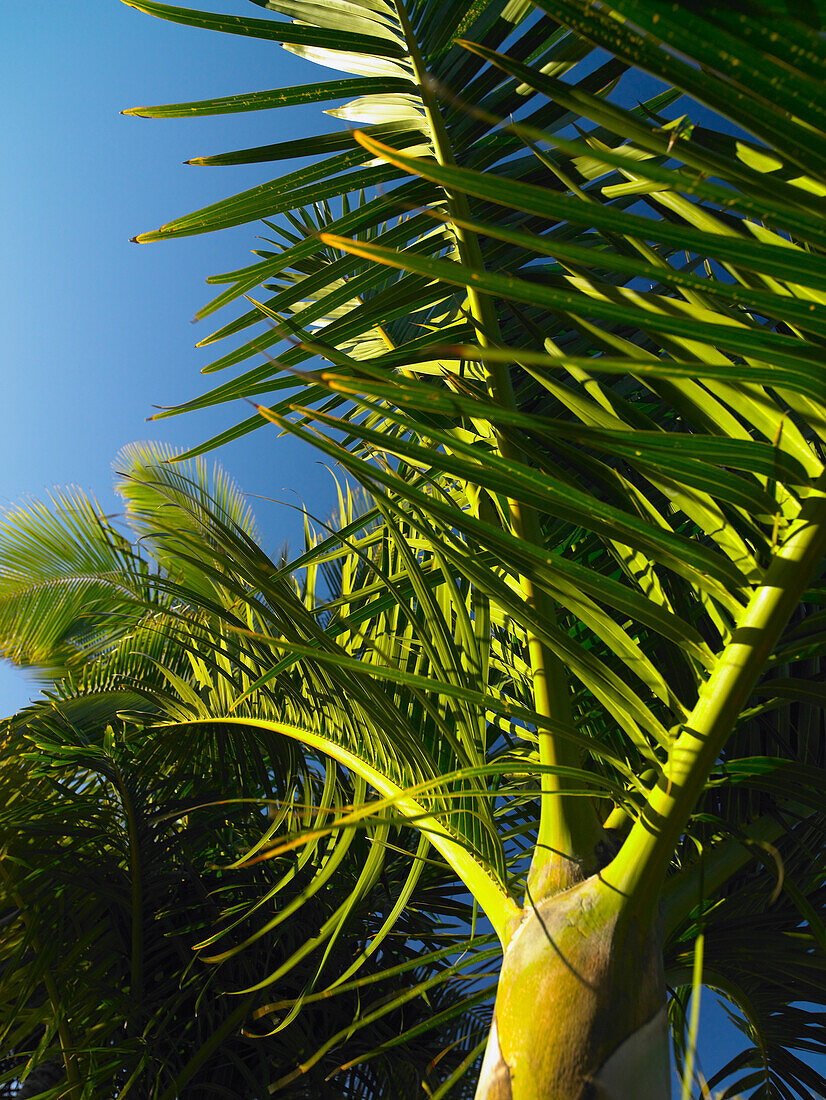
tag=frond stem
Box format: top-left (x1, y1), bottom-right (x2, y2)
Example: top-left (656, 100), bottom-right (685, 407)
top-left (171, 717), bottom-right (520, 944)
top-left (607, 472), bottom-right (826, 925)
top-left (392, 0), bottom-right (604, 889)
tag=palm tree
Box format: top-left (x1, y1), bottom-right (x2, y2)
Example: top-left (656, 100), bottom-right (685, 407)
top-left (0, 447), bottom-right (493, 1099)
top-left (9, 0), bottom-right (826, 1095)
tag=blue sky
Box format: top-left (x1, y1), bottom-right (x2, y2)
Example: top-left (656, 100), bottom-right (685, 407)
top-left (2, 0), bottom-right (343, 713)
top-left (2, 3), bottom-right (814, 1093)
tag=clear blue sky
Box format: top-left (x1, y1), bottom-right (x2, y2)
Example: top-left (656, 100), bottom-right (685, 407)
top-left (2, 0), bottom-right (342, 714)
top-left (1, 3), bottom-right (813, 1094)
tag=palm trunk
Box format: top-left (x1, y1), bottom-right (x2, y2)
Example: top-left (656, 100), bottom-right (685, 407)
top-left (475, 875), bottom-right (669, 1100)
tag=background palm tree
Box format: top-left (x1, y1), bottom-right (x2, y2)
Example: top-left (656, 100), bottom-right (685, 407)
top-left (0, 447), bottom-right (493, 1098)
top-left (3, 0), bottom-right (826, 1096)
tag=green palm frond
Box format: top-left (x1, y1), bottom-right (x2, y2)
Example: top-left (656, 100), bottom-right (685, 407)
top-left (0, 489), bottom-right (154, 678)
top-left (6, 0), bottom-right (826, 1095)
top-left (0, 461), bottom-right (496, 1097)
top-left (1, 707), bottom-right (491, 1098)
top-left (122, 0), bottom-right (649, 459)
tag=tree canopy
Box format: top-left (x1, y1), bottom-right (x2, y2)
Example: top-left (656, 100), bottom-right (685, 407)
top-left (3, 1), bottom-right (826, 1096)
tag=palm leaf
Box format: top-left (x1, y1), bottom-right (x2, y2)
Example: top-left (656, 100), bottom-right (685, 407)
top-left (11, 0), bottom-right (826, 1094)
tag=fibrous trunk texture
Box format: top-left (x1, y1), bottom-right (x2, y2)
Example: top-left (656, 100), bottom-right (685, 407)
top-left (475, 876), bottom-right (669, 1099)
